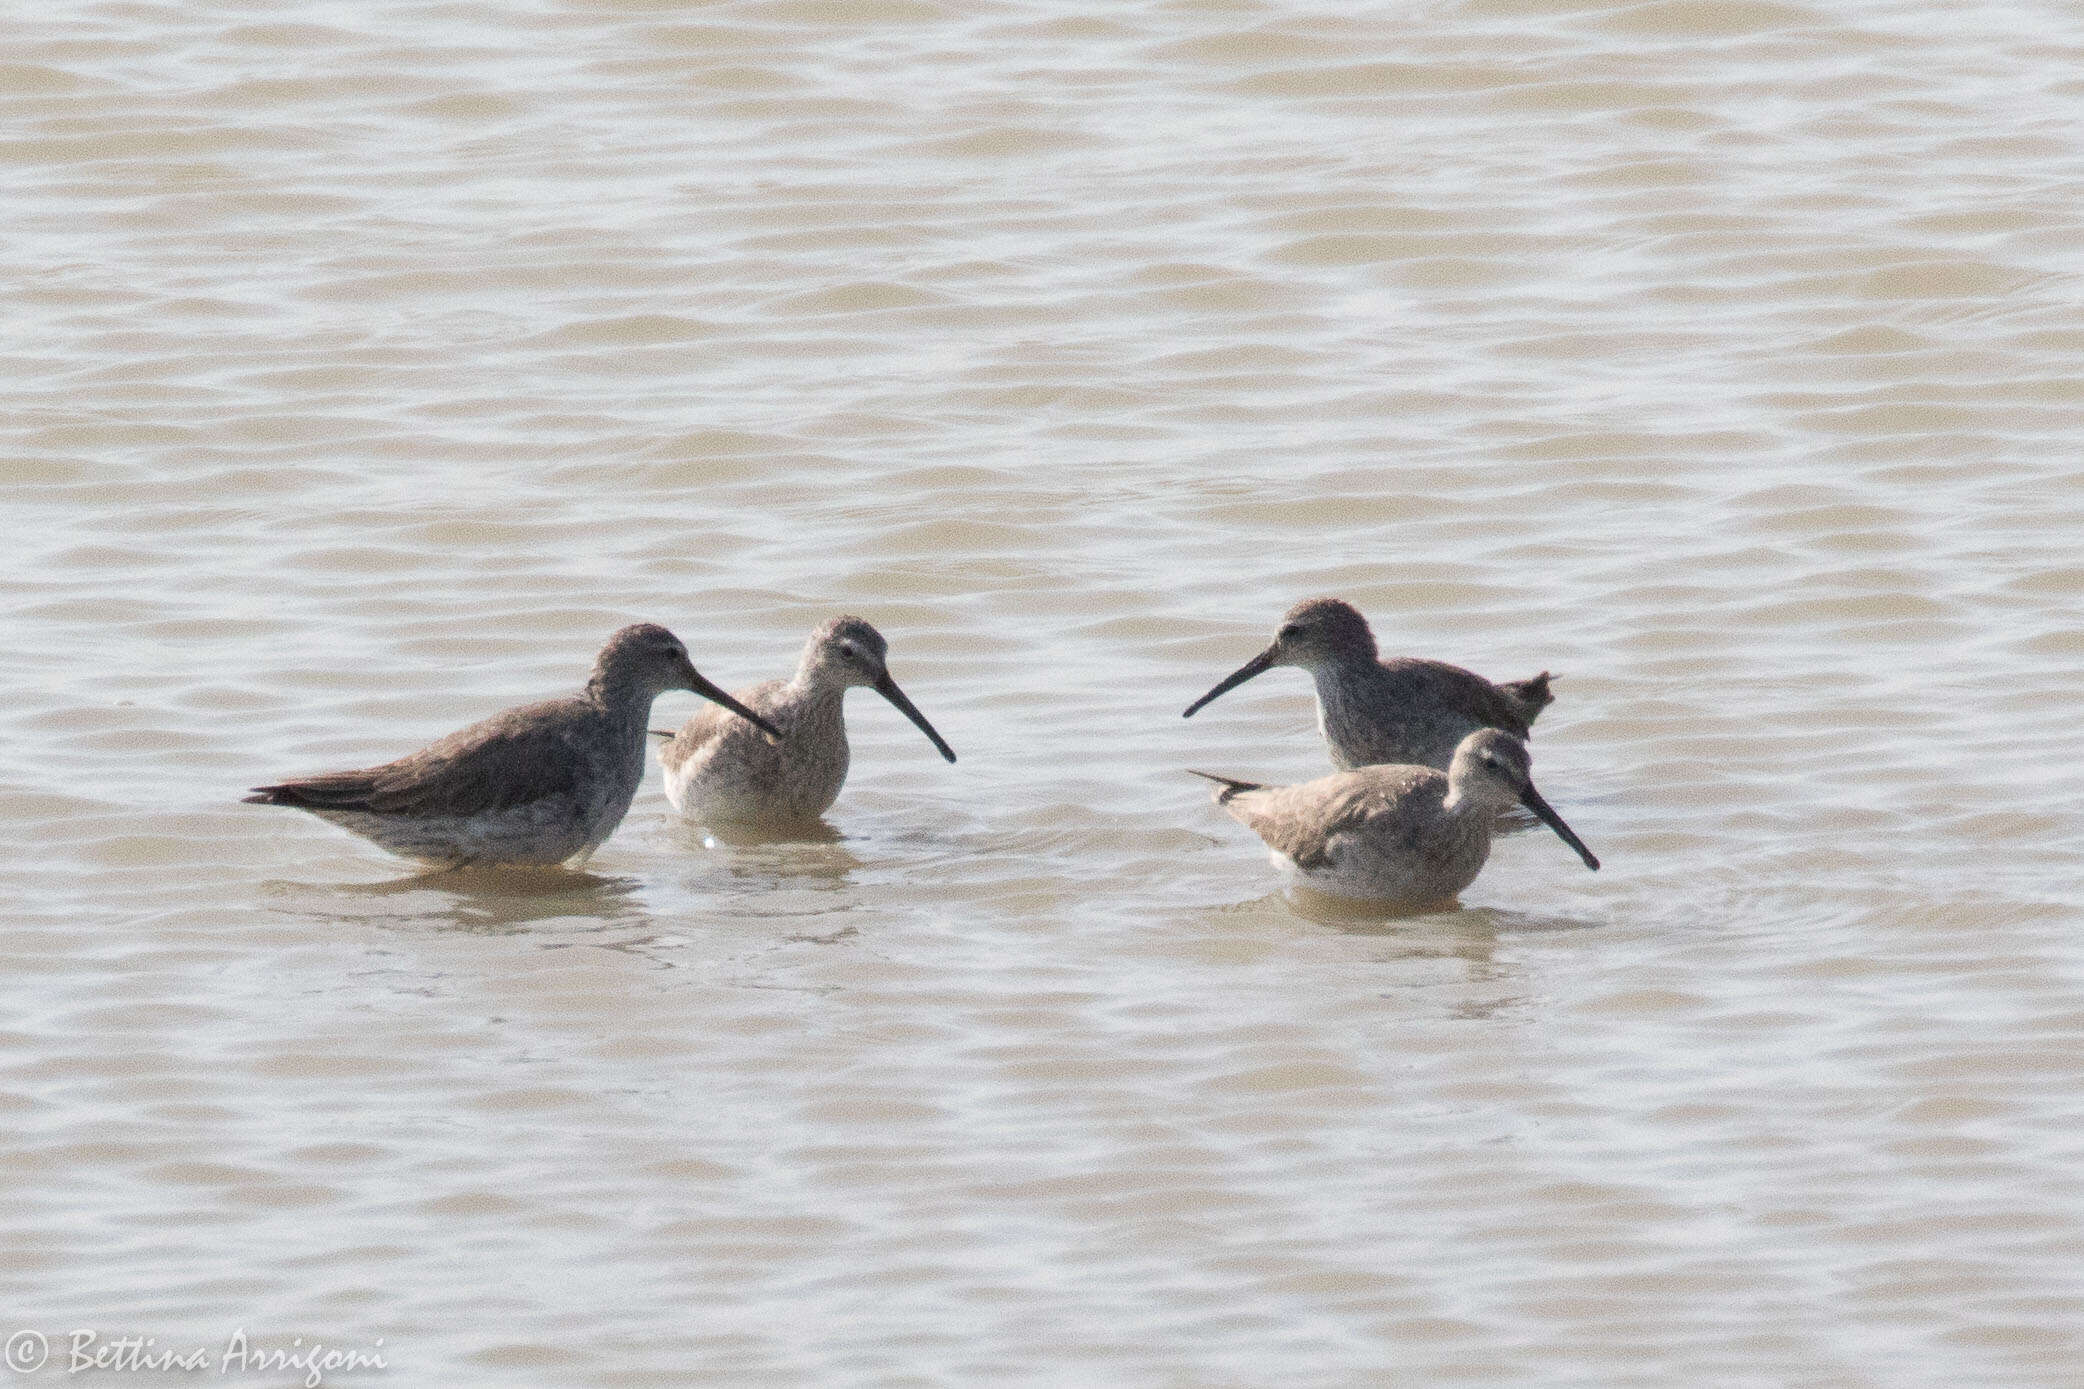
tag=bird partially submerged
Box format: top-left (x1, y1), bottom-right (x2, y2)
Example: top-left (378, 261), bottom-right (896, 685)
top-left (1192, 729), bottom-right (1598, 909)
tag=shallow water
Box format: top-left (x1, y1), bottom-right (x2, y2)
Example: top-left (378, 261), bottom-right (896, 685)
top-left (6, 0), bottom-right (2084, 1383)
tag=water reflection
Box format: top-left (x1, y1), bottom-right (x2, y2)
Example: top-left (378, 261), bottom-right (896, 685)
top-left (691, 818), bottom-right (849, 849)
top-left (662, 814), bottom-right (866, 891)
top-left (1451, 904), bottom-right (1607, 936)
top-left (1282, 885), bottom-right (1604, 937)
top-left (260, 865), bottom-right (652, 935)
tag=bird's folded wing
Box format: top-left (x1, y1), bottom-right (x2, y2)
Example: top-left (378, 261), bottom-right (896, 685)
top-left (1399, 659), bottom-right (1540, 738)
top-left (1243, 767), bottom-right (1435, 871)
top-left (265, 699), bottom-right (588, 819)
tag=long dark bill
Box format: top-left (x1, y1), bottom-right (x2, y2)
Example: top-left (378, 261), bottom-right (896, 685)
top-left (1518, 783), bottom-right (1600, 871)
top-left (686, 668), bottom-right (784, 741)
top-left (1181, 646), bottom-right (1277, 719)
top-left (874, 673), bottom-right (957, 763)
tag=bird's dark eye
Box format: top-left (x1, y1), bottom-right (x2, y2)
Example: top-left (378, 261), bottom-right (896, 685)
top-left (839, 643), bottom-right (859, 660)
top-left (1278, 624), bottom-right (1301, 641)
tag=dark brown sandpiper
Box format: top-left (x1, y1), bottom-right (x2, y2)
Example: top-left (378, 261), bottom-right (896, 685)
top-left (1183, 596), bottom-right (1555, 772)
top-left (244, 623), bottom-right (781, 869)
top-left (655, 615), bottom-right (954, 826)
top-left (1191, 728), bottom-right (1599, 908)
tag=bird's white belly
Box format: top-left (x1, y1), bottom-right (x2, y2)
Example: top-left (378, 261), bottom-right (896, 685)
top-left (318, 801), bottom-right (594, 868)
top-left (666, 740), bottom-right (845, 824)
top-left (1274, 837), bottom-right (1480, 906)
top-left (1270, 846), bottom-right (1387, 901)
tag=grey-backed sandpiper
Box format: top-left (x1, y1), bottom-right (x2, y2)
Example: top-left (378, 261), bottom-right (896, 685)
top-left (245, 623), bottom-right (780, 869)
top-left (1183, 596), bottom-right (1554, 772)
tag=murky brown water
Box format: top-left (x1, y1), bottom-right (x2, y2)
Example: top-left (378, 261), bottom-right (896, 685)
top-left (6, 0), bottom-right (2084, 1383)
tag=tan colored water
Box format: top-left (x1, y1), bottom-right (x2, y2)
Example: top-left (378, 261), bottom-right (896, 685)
top-left (6, 0), bottom-right (2084, 1382)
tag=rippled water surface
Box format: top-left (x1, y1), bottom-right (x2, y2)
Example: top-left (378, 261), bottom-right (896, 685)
top-left (7, 0), bottom-right (2084, 1383)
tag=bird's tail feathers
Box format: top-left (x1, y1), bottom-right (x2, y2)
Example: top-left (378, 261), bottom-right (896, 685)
top-left (1185, 769), bottom-right (1262, 804)
top-left (241, 778), bottom-right (374, 811)
top-left (1500, 670), bottom-right (1557, 719)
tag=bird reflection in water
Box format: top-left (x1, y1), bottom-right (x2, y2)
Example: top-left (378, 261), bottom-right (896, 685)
top-left (1283, 884), bottom-right (1603, 937)
top-left (667, 813), bottom-right (863, 878)
top-left (261, 865), bottom-right (652, 936)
